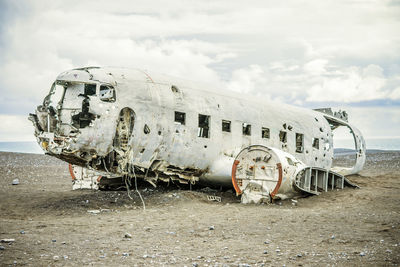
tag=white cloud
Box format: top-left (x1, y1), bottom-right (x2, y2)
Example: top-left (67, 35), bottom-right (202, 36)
top-left (388, 87), bottom-right (400, 100)
top-left (336, 106), bottom-right (400, 139)
top-left (303, 59), bottom-right (328, 75)
top-left (306, 64), bottom-right (387, 102)
top-left (0, 0), bottom-right (399, 141)
top-left (226, 65), bottom-right (265, 94)
top-left (0, 115), bottom-right (36, 142)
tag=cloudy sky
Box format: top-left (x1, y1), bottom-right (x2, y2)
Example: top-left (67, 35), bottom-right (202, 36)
top-left (0, 0), bottom-right (399, 142)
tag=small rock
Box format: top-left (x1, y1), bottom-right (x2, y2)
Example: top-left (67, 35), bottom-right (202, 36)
top-left (209, 226), bottom-right (215, 230)
top-left (63, 255), bottom-right (69, 260)
top-left (360, 251), bottom-right (366, 256)
top-left (53, 255), bottom-right (59, 261)
top-left (296, 253), bottom-right (302, 257)
top-left (263, 250), bottom-right (268, 254)
top-left (264, 240), bottom-right (270, 244)
top-left (61, 241), bottom-right (66, 245)
top-left (0, 245), bottom-right (5, 250)
top-left (52, 239), bottom-right (56, 242)
top-left (124, 233), bottom-right (132, 239)
top-left (331, 235), bottom-right (335, 239)
top-left (12, 179), bottom-right (19, 185)
top-left (0, 239), bottom-right (15, 243)
top-left (122, 252), bottom-right (129, 257)
top-left (386, 249), bottom-right (392, 253)
top-left (275, 249), bottom-right (281, 253)
top-left (87, 210), bottom-right (100, 214)
top-left (193, 263), bottom-right (198, 267)
top-left (20, 231), bottom-right (25, 234)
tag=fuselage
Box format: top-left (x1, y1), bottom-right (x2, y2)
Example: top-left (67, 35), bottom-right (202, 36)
top-left (29, 67), bottom-right (365, 187)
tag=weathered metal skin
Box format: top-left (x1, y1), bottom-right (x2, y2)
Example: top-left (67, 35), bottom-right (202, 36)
top-left (232, 145), bottom-right (307, 204)
top-left (29, 66), bottom-right (366, 201)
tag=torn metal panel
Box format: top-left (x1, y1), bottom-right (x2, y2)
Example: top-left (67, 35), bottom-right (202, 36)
top-left (69, 164), bottom-right (101, 190)
top-left (321, 113), bottom-right (366, 175)
top-left (69, 164), bottom-right (123, 190)
top-left (232, 145), bottom-right (360, 204)
top-left (29, 66), bottom-right (366, 203)
top-left (232, 145), bottom-right (306, 203)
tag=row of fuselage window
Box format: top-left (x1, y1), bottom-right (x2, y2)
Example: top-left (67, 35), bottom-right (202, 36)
top-left (174, 111), bottom-right (321, 153)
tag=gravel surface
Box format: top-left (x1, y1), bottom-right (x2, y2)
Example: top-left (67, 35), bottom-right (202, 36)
top-left (0, 151), bottom-right (399, 266)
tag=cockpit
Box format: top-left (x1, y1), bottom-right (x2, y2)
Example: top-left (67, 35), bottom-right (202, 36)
top-left (46, 81), bottom-right (115, 109)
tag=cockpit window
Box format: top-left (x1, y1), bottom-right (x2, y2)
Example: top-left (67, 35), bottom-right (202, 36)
top-left (46, 82), bottom-right (66, 111)
top-left (100, 85), bottom-right (116, 102)
top-left (84, 84), bottom-right (96, 96)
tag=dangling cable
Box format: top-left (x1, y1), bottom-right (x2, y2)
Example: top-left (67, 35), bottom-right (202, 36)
top-left (132, 166), bottom-right (146, 211)
top-left (124, 174), bottom-right (133, 200)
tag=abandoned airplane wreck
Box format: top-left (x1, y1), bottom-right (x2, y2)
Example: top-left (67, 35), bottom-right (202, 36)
top-left (29, 66), bottom-right (366, 203)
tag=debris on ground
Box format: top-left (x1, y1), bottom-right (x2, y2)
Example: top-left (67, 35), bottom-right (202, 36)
top-left (0, 239), bottom-right (15, 243)
top-left (124, 233), bottom-right (132, 239)
top-left (207, 195), bottom-right (222, 202)
top-left (87, 210), bottom-right (101, 214)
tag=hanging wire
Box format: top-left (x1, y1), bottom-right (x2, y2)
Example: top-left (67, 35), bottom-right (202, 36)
top-left (132, 166), bottom-right (146, 211)
top-left (124, 174), bottom-right (133, 200)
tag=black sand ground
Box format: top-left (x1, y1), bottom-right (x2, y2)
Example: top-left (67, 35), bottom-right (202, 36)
top-left (0, 151), bottom-right (399, 266)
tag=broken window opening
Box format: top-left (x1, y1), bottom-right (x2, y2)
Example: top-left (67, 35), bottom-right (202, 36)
top-left (99, 85), bottom-right (116, 102)
top-left (262, 127), bottom-right (270, 139)
top-left (84, 84), bottom-right (96, 96)
top-left (222, 120), bottom-right (231, 132)
top-left (71, 96), bottom-right (96, 129)
top-left (174, 111), bottom-right (186, 125)
top-left (279, 131), bottom-right (287, 143)
top-left (144, 124), bottom-right (150, 134)
top-left (242, 123), bottom-right (251, 136)
top-left (45, 82), bottom-right (66, 111)
top-left (198, 114), bottom-right (210, 138)
top-left (312, 138), bottom-right (320, 149)
top-left (296, 133), bottom-right (304, 153)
